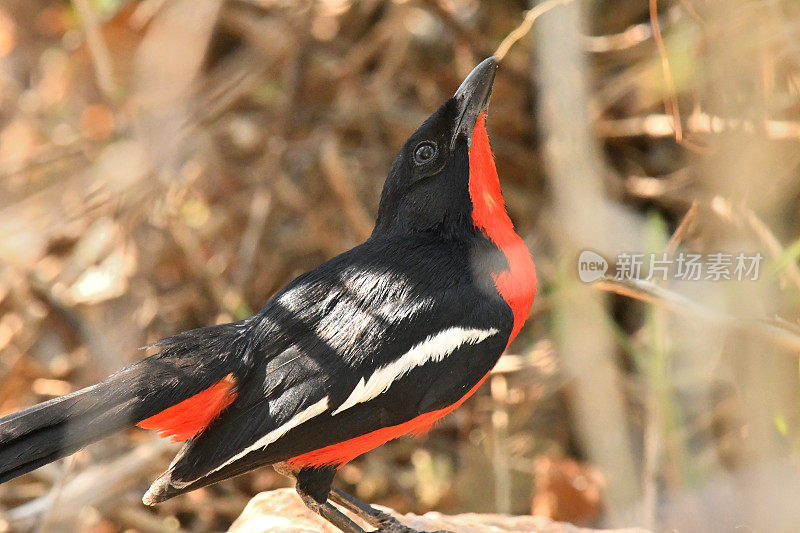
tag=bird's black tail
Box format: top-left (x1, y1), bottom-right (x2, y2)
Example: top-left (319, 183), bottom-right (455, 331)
top-left (0, 320), bottom-right (252, 483)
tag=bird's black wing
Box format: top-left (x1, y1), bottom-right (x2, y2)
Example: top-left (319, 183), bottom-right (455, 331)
top-left (144, 234), bottom-right (513, 502)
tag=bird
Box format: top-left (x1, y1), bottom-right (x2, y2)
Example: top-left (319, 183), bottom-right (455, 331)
top-left (0, 57), bottom-right (536, 533)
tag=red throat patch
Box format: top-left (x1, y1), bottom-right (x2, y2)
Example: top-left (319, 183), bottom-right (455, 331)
top-left (137, 374), bottom-right (237, 442)
top-left (469, 113), bottom-right (537, 342)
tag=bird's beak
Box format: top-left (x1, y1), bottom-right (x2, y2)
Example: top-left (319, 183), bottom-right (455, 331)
top-left (451, 56), bottom-right (497, 150)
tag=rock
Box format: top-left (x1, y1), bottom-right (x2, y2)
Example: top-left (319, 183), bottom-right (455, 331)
top-left (227, 489), bottom-right (650, 533)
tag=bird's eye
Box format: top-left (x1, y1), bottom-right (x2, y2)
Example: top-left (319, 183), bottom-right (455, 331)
top-left (413, 142), bottom-right (437, 165)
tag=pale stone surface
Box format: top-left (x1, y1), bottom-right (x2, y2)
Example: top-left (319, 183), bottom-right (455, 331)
top-left (227, 489), bottom-right (651, 533)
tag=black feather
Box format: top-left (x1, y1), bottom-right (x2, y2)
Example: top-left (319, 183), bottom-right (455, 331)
top-left (0, 320), bottom-right (252, 482)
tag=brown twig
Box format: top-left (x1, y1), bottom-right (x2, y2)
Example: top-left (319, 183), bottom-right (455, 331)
top-left (593, 278), bottom-right (800, 353)
top-left (0, 143), bottom-right (91, 182)
top-left (72, 0), bottom-right (119, 99)
top-left (597, 113), bottom-right (800, 140)
top-left (234, 188), bottom-right (272, 287)
top-left (421, 0), bottom-right (491, 59)
top-left (494, 0), bottom-right (575, 61)
top-left (649, 0), bottom-right (683, 142)
top-left (320, 140), bottom-right (374, 242)
top-left (717, 199), bottom-right (800, 296)
top-left (664, 201), bottom-right (698, 256)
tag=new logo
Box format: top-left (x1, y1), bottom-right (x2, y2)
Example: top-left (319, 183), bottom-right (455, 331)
top-left (578, 250), bottom-right (608, 283)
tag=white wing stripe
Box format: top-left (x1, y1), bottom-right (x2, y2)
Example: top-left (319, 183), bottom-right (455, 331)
top-left (207, 396), bottom-right (329, 476)
top-left (332, 326), bottom-right (499, 416)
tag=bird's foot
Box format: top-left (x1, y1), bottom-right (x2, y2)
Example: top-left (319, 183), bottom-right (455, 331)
top-left (374, 513), bottom-right (415, 532)
top-left (328, 487), bottom-right (451, 533)
top-left (376, 525), bottom-right (416, 533)
top-left (376, 523), bottom-right (450, 533)
top-left (375, 519), bottom-right (448, 533)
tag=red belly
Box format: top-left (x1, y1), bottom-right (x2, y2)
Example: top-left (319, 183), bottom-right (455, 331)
top-left (287, 373), bottom-right (491, 468)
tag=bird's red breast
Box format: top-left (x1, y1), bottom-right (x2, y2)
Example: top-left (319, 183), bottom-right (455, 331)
top-left (469, 113), bottom-right (537, 343)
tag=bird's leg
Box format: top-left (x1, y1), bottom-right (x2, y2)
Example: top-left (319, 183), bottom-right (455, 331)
top-left (293, 465), bottom-right (368, 533)
top-left (329, 487), bottom-right (440, 533)
top-left (297, 489), bottom-right (366, 533)
top-left (286, 464), bottom-right (440, 533)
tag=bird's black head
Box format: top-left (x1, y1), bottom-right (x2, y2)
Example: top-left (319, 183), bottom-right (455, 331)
top-left (373, 57), bottom-right (498, 237)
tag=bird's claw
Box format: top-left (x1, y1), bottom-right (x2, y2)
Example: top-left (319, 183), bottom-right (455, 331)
top-left (376, 516), bottom-right (451, 533)
top-left (375, 514), bottom-right (414, 532)
top-left (376, 527), bottom-right (416, 533)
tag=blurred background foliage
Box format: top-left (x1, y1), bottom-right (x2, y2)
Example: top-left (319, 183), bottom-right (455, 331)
top-left (1, 0), bottom-right (800, 531)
